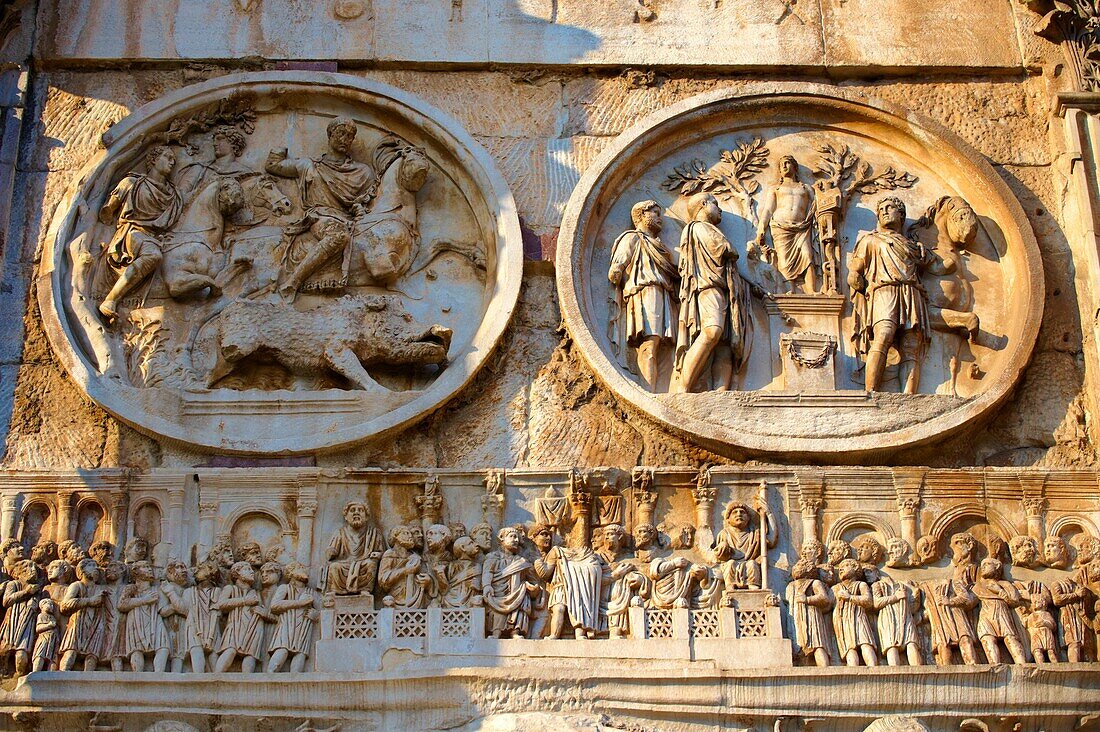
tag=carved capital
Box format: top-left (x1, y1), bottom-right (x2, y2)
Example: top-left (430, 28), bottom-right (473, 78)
top-left (108, 489), bottom-right (129, 512)
top-left (0, 494), bottom-right (17, 512)
top-left (55, 490), bottom-right (75, 507)
top-left (895, 496), bottom-right (921, 519)
top-left (692, 469), bottom-right (717, 507)
top-left (416, 475), bottom-right (444, 520)
top-left (1022, 496), bottom-right (1048, 519)
top-left (198, 501), bottom-right (219, 518)
top-left (798, 496), bottom-right (823, 516)
top-left (297, 499), bottom-right (318, 519)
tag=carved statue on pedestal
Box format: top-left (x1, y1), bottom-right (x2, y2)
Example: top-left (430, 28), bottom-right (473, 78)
top-left (325, 502), bottom-right (384, 597)
top-left (755, 155), bottom-right (819, 295)
top-left (714, 499), bottom-right (776, 592)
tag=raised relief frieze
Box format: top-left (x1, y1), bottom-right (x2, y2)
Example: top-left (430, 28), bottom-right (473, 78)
top-left (558, 85), bottom-right (1043, 458)
top-left (40, 72), bottom-right (522, 455)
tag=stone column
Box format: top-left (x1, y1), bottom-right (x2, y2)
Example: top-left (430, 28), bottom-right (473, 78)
top-left (416, 474), bottom-right (443, 529)
top-left (197, 501), bottom-right (219, 560)
top-left (1022, 497), bottom-right (1048, 542)
top-left (296, 496), bottom-right (318, 566)
top-left (632, 467), bottom-right (657, 528)
top-left (567, 472), bottom-right (593, 549)
top-left (692, 469), bottom-right (717, 554)
top-left (54, 490), bottom-right (74, 543)
top-left (166, 484), bottom-right (186, 561)
top-left (109, 488), bottom-right (128, 553)
top-left (892, 468), bottom-right (925, 550)
top-left (798, 496), bottom-right (822, 547)
top-left (0, 493), bottom-right (18, 542)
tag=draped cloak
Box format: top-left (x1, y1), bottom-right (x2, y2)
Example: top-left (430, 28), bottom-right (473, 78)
top-left (850, 228), bottom-right (932, 359)
top-left (608, 229), bottom-right (678, 359)
top-left (482, 551), bottom-right (534, 636)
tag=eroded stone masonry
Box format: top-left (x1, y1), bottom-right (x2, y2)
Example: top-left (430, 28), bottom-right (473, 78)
top-left (3, 0), bottom-right (1100, 730)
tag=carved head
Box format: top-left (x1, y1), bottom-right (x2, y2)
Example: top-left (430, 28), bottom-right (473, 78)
top-left (212, 124), bottom-right (246, 158)
top-left (217, 177), bottom-right (246, 216)
top-left (75, 557), bottom-right (101, 584)
top-left (885, 538), bottom-right (911, 568)
top-left (38, 597), bottom-right (55, 616)
top-left (409, 525), bottom-right (425, 551)
top-left (471, 522), bottom-right (494, 552)
top-left (58, 539), bottom-right (85, 564)
top-left (723, 501), bottom-right (753, 530)
top-left (448, 522), bottom-right (468, 539)
top-left (426, 524), bottom-right (454, 554)
top-left (237, 541), bottom-right (263, 567)
top-left (147, 145), bottom-right (176, 176)
top-left (630, 200), bottom-right (663, 234)
top-left (30, 540), bottom-right (57, 566)
top-left (452, 536), bottom-right (480, 560)
top-left (285, 562), bottom-right (310, 584)
top-left (950, 532), bottom-right (976, 563)
top-left (1009, 535), bottom-right (1040, 568)
top-left (1078, 536), bottom-right (1100, 565)
top-left (259, 561), bottom-right (282, 588)
top-left (673, 524), bottom-right (696, 550)
top-left (939, 196), bottom-right (978, 250)
top-left (103, 560), bottom-right (126, 584)
top-left (397, 148), bottom-right (430, 192)
top-left (498, 526), bottom-right (524, 553)
top-left (388, 525), bottom-right (413, 550)
top-left (124, 537), bottom-right (149, 563)
top-left (527, 523), bottom-right (553, 553)
top-left (0, 538), bottom-right (22, 561)
top-left (343, 502), bottom-right (369, 530)
top-left (778, 155), bottom-right (799, 181)
top-left (875, 196), bottom-right (906, 232)
top-left (837, 558), bottom-right (862, 583)
top-left (852, 535), bottom-right (884, 566)
top-left (165, 560), bottom-right (191, 587)
top-left (687, 192), bottom-right (721, 225)
top-left (46, 559), bottom-right (72, 584)
top-left (827, 540), bottom-right (852, 566)
top-left (229, 560), bottom-right (255, 585)
top-left (88, 540), bottom-right (114, 566)
top-left (915, 535), bottom-right (939, 564)
top-left (130, 560), bottom-right (156, 583)
top-left (790, 559), bottom-right (819, 581)
top-left (12, 559), bottom-right (36, 583)
top-left (602, 524), bottom-right (626, 552)
top-left (632, 523), bottom-right (657, 550)
top-left (800, 539), bottom-right (825, 564)
top-left (1044, 536), bottom-right (1070, 569)
top-left (193, 561), bottom-right (219, 585)
top-left (326, 116), bottom-right (357, 155)
top-left (979, 557), bottom-right (1003, 580)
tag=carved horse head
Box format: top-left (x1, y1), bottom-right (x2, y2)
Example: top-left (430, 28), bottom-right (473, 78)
top-left (373, 136), bottom-right (429, 195)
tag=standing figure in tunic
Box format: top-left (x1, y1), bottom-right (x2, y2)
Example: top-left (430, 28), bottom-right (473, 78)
top-left (1025, 585), bottom-right (1059, 664)
top-left (608, 200), bottom-right (679, 390)
top-left (0, 560), bottom-right (42, 676)
top-left (482, 526), bottom-right (538, 639)
top-left (267, 563), bottom-right (318, 673)
top-left (117, 561), bottom-right (172, 672)
top-left (848, 196), bottom-right (933, 393)
top-left (378, 525), bottom-right (432, 610)
top-left (1051, 570), bottom-right (1090, 663)
top-left (59, 558), bottom-right (109, 672)
top-left (713, 499), bottom-right (776, 593)
top-left (754, 155), bottom-right (819, 294)
top-left (443, 536), bottom-right (483, 609)
top-left (831, 559), bottom-right (879, 667)
top-left (180, 561), bottom-right (222, 673)
top-left (423, 524), bottom-right (455, 606)
top-left (867, 561), bottom-right (923, 666)
top-left (925, 532), bottom-right (979, 666)
top-left (672, 193), bottom-right (754, 393)
top-left (31, 597), bottom-right (59, 673)
top-left (325, 501), bottom-right (385, 597)
top-left (214, 561), bottom-right (264, 673)
top-left (527, 523), bottom-right (556, 639)
top-left (545, 540), bottom-right (609, 641)
top-left (972, 558), bottom-right (1027, 664)
top-left (101, 560), bottom-right (127, 672)
top-left (785, 558), bottom-right (834, 667)
top-left (159, 560), bottom-right (191, 674)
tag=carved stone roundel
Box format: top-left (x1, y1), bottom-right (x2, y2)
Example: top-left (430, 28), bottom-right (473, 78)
top-left (40, 71), bottom-right (522, 454)
top-left (557, 84), bottom-right (1043, 459)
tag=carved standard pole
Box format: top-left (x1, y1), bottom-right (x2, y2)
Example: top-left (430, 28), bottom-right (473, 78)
top-left (757, 481), bottom-right (770, 592)
top-left (567, 471), bottom-right (593, 549)
top-left (54, 490), bottom-right (74, 543)
top-left (693, 469), bottom-right (717, 553)
top-left (0, 493), bottom-right (17, 542)
top-left (481, 469), bottom-right (505, 527)
top-left (632, 467), bottom-right (658, 528)
top-left (296, 495), bottom-right (318, 566)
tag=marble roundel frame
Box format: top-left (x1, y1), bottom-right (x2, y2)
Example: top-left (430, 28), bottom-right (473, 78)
top-left (39, 71), bottom-right (523, 455)
top-left (556, 84), bottom-right (1043, 460)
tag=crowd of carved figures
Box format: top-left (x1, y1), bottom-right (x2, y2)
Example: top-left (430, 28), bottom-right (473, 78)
top-left (610, 141), bottom-right (986, 395)
top-left (0, 534), bottom-right (319, 676)
top-left (4, 475), bottom-right (1100, 676)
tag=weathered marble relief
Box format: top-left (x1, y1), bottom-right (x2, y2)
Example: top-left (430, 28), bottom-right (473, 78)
top-left (37, 72), bottom-right (523, 454)
top-left (558, 84), bottom-right (1045, 459)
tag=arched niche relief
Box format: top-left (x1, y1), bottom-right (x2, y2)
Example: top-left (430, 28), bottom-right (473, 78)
top-left (228, 507), bottom-right (292, 562)
top-left (825, 512), bottom-right (897, 546)
top-left (130, 499), bottom-right (164, 553)
top-left (73, 497), bottom-right (110, 549)
top-left (929, 505), bottom-right (1015, 562)
top-left (18, 500), bottom-right (53, 550)
top-left (1049, 514), bottom-right (1100, 541)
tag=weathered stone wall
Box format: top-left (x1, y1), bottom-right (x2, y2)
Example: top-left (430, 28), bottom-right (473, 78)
top-left (0, 63), bottom-right (1091, 471)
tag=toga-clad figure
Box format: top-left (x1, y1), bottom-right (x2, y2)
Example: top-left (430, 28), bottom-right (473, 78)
top-left (266, 116), bottom-right (377, 298)
top-left (848, 196), bottom-right (934, 393)
top-left (672, 193), bottom-right (754, 393)
top-left (326, 501), bottom-right (385, 596)
top-left (482, 526), bottom-right (538, 639)
top-left (755, 155), bottom-right (819, 294)
top-left (608, 200), bottom-right (679, 391)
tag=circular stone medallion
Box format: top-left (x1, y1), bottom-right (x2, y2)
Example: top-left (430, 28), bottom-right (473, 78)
top-left (40, 72), bottom-right (522, 454)
top-left (557, 84), bottom-right (1042, 459)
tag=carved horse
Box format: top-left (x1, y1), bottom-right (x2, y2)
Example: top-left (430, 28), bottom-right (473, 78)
top-left (347, 137), bottom-right (430, 286)
top-left (160, 176), bottom-right (246, 299)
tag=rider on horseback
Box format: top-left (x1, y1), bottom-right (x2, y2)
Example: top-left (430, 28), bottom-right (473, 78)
top-left (265, 116), bottom-right (377, 299)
